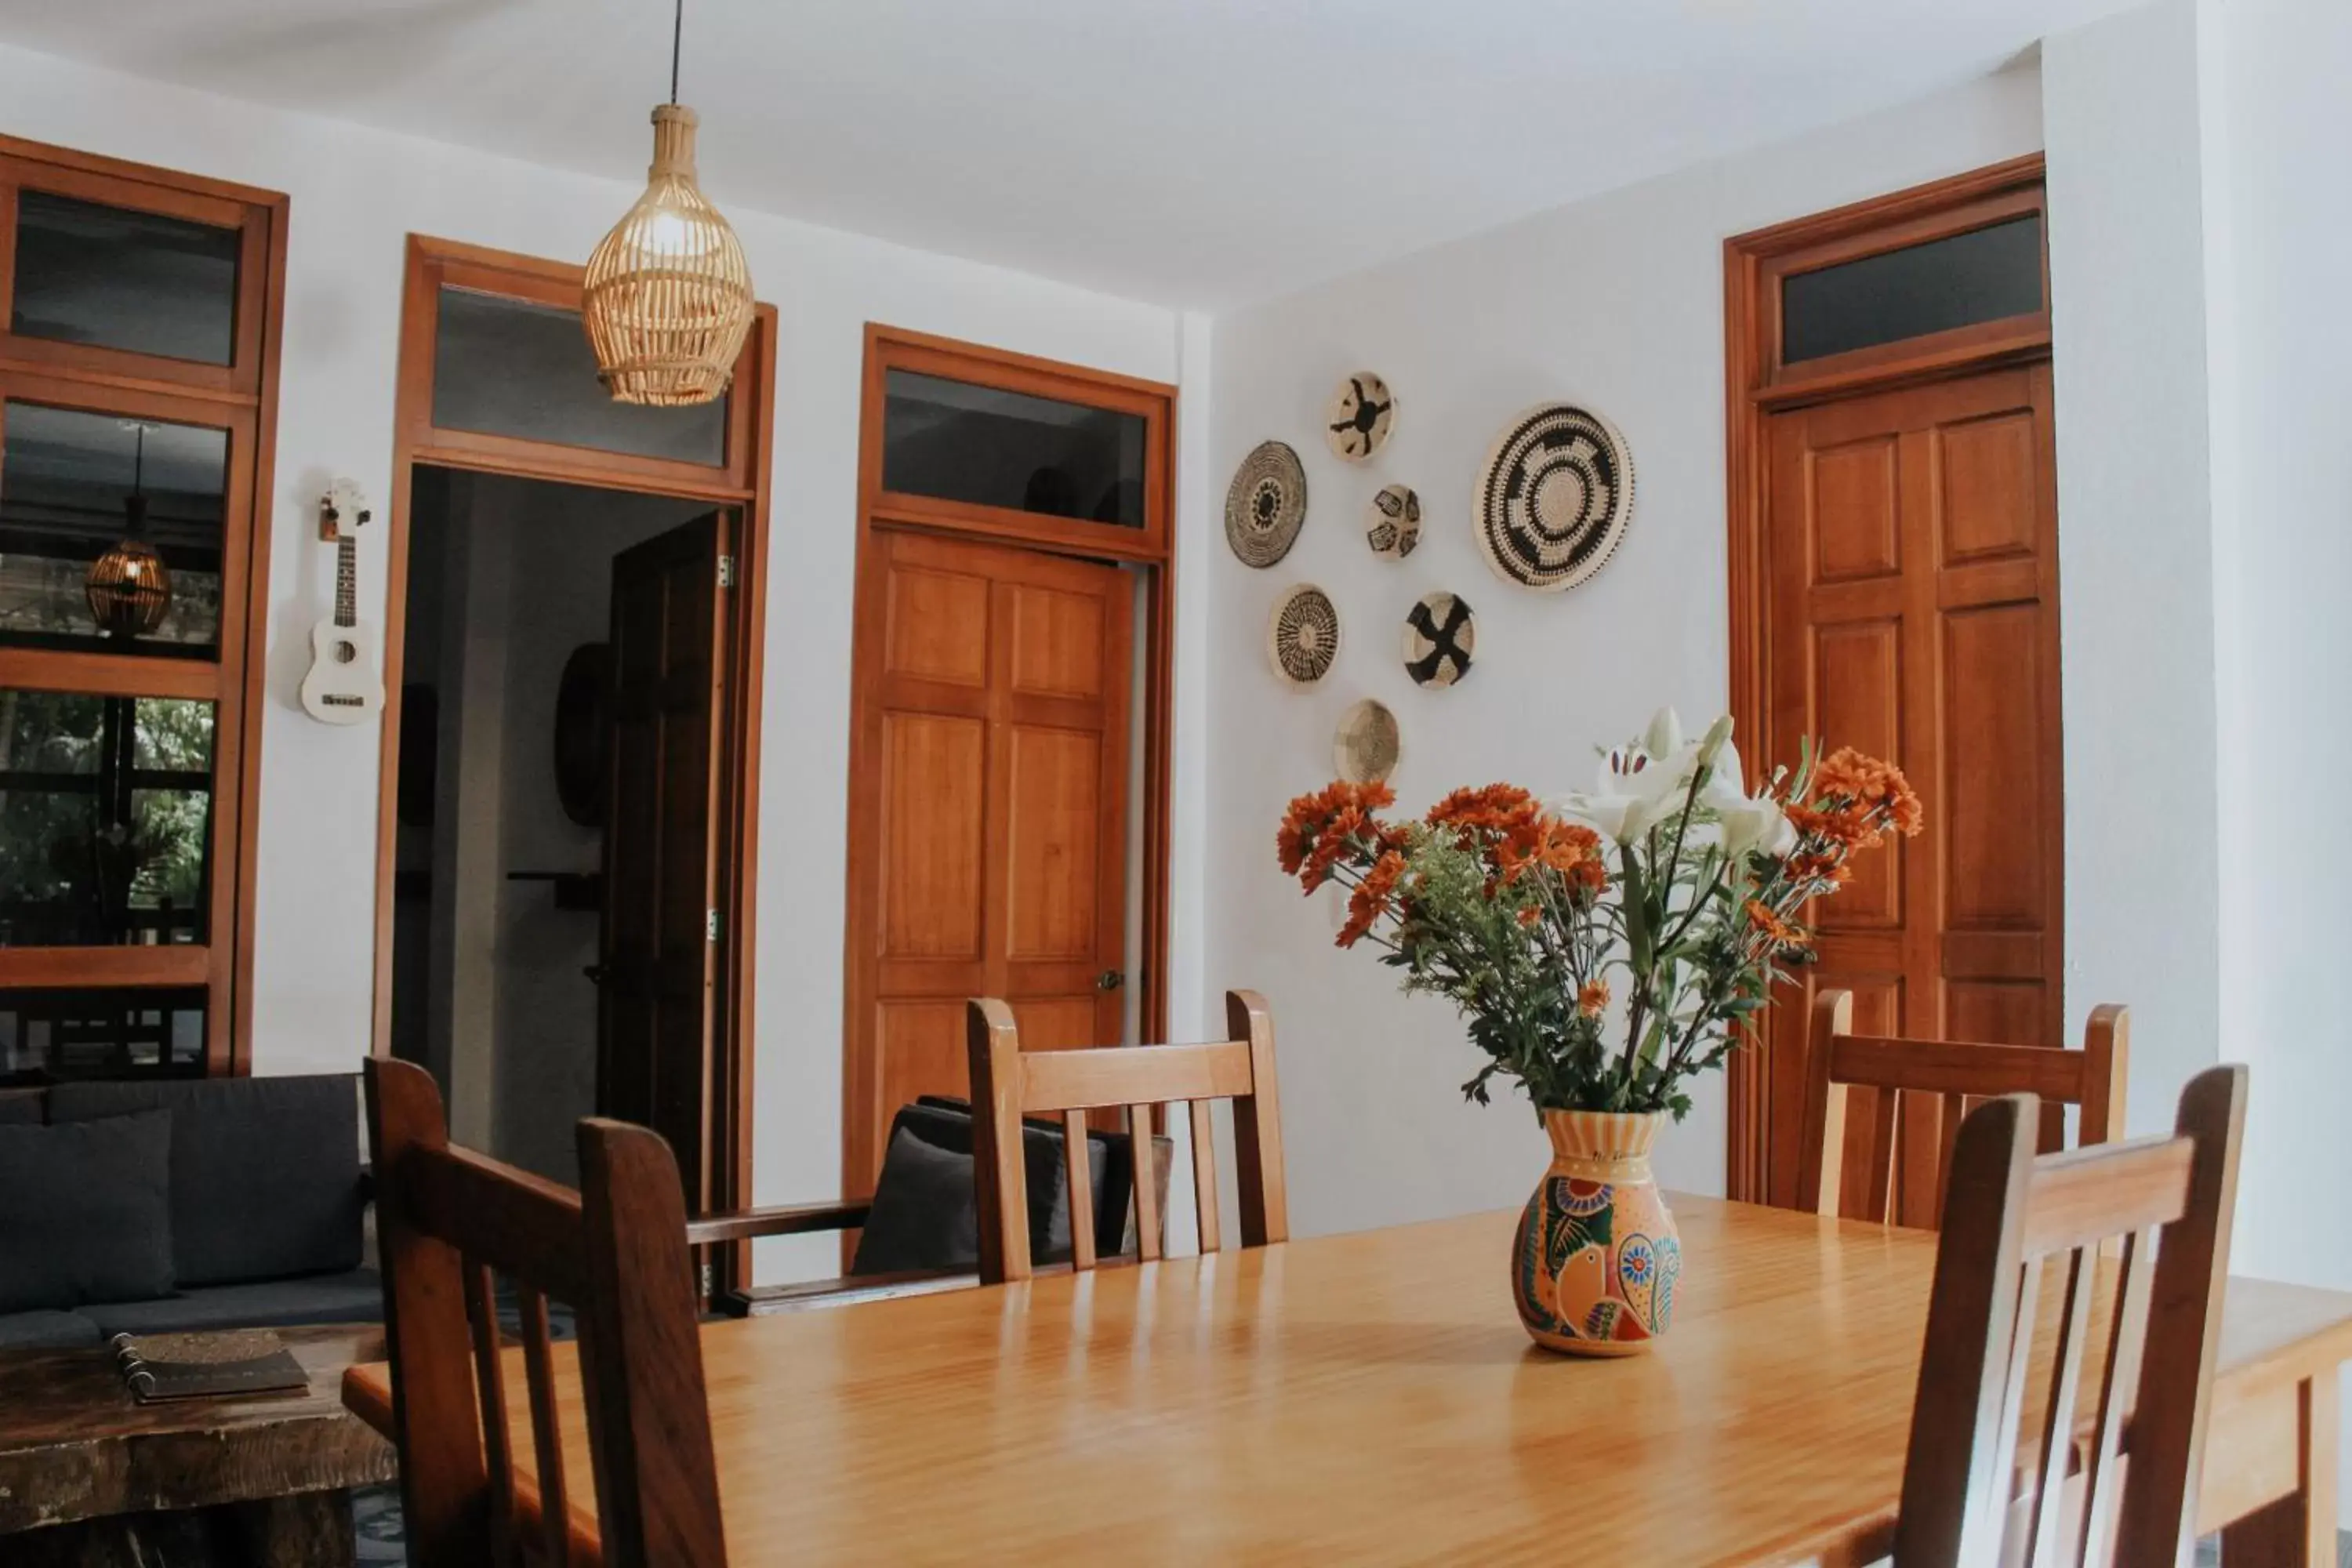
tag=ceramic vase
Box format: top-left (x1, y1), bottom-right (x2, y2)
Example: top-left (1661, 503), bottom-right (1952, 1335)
top-left (1511, 1109), bottom-right (1682, 1356)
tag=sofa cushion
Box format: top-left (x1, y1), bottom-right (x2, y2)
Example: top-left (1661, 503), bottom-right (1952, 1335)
top-left (49, 1075), bottom-right (363, 1287)
top-left (77, 1269), bottom-right (383, 1337)
top-left (0, 1112), bottom-right (176, 1312)
top-left (0, 1309), bottom-right (105, 1351)
top-left (0, 1089), bottom-right (42, 1125)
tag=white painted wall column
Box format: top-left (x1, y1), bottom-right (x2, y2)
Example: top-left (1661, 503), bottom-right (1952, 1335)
top-left (2042, 0), bottom-right (2227, 1135)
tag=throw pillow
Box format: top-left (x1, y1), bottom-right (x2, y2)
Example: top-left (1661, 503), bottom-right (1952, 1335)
top-left (851, 1127), bottom-right (980, 1275)
top-left (0, 1111), bottom-right (176, 1313)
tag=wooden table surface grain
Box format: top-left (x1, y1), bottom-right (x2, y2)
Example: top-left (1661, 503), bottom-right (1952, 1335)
top-left (344, 1196), bottom-right (2352, 1566)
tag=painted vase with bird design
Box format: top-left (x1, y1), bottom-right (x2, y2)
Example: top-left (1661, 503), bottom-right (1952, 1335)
top-left (1512, 1109), bottom-right (1682, 1356)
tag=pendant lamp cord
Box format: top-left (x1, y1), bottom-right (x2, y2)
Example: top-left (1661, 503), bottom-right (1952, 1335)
top-left (669, 0), bottom-right (683, 105)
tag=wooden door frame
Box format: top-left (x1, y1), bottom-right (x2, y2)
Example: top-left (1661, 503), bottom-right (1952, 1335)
top-left (1722, 154), bottom-right (2053, 1203)
top-left (369, 235), bottom-right (775, 1289)
top-left (840, 322), bottom-right (1178, 1199)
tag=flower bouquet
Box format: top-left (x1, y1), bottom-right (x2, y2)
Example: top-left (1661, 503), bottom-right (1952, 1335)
top-left (1276, 708), bottom-right (1919, 1352)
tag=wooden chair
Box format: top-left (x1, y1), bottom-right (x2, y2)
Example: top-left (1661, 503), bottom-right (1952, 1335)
top-left (965, 989), bottom-right (1287, 1284)
top-left (366, 1057), bottom-right (726, 1568)
top-left (1893, 1065), bottom-right (2245, 1566)
top-left (1798, 990), bottom-right (2129, 1225)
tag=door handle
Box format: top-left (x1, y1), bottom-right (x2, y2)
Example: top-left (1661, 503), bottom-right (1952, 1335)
top-left (583, 962), bottom-right (611, 985)
top-left (1096, 970), bottom-right (1124, 993)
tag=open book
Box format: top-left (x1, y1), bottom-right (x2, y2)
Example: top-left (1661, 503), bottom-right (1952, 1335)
top-left (110, 1329), bottom-right (309, 1403)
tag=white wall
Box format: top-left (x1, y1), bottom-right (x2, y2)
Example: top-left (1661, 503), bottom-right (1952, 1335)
top-left (2042, 0), bottom-right (2227, 1139)
top-left (1204, 69), bottom-right (2045, 1240)
top-left (2046, 0), bottom-right (2352, 1519)
top-left (2194, 0), bottom-right (2352, 1287)
top-left (0, 43), bottom-right (1187, 1279)
top-left (2194, 0), bottom-right (2352, 1518)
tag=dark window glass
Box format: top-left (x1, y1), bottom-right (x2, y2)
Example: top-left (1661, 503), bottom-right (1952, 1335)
top-left (0, 691), bottom-right (215, 949)
top-left (1781, 215), bottom-right (2045, 365)
top-left (10, 191), bottom-right (241, 366)
top-left (883, 370), bottom-right (1147, 527)
top-left (0, 403), bottom-right (228, 657)
top-left (431, 287), bottom-right (728, 466)
top-left (0, 987), bottom-right (206, 1082)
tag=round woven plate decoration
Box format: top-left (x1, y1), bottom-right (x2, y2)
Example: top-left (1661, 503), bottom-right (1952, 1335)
top-left (1402, 591), bottom-right (1475, 688)
top-left (1267, 584), bottom-right (1341, 688)
top-left (1334, 699), bottom-right (1400, 785)
top-left (1366, 484), bottom-right (1421, 560)
top-left (1472, 403), bottom-right (1635, 591)
top-left (1225, 441), bottom-right (1308, 568)
top-left (1326, 372), bottom-right (1396, 462)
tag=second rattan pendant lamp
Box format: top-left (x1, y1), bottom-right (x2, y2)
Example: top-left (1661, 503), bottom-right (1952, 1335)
top-left (582, 0), bottom-right (755, 407)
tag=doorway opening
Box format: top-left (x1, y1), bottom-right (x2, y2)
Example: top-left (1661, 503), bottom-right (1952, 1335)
top-left (387, 467), bottom-right (731, 1189)
top-left (1723, 155), bottom-right (2061, 1217)
top-left (372, 235), bottom-right (774, 1296)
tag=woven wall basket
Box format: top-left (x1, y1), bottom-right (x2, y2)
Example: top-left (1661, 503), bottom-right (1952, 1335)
top-left (583, 103), bottom-right (756, 408)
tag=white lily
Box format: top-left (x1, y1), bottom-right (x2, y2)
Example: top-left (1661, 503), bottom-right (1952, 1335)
top-left (1719, 791), bottom-right (1796, 860)
top-left (1559, 708), bottom-right (1709, 843)
top-left (1696, 720), bottom-right (1798, 860)
top-left (1560, 709), bottom-right (1781, 848)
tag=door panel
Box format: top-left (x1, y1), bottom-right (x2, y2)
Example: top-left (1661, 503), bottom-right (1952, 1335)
top-left (597, 510), bottom-right (731, 1214)
top-left (1762, 365), bottom-right (2062, 1223)
top-left (878, 713), bottom-right (989, 959)
top-left (846, 528), bottom-right (1134, 1191)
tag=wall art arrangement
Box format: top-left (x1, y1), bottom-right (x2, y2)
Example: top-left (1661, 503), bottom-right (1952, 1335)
top-left (1225, 440), bottom-right (1308, 567)
top-left (1473, 402), bottom-right (1635, 592)
top-left (1267, 583), bottom-right (1342, 688)
top-left (1325, 372), bottom-right (1396, 462)
top-left (1366, 484), bottom-right (1421, 560)
top-left (1247, 372), bottom-right (1639, 804)
top-left (1333, 698), bottom-right (1400, 785)
top-left (1402, 590), bottom-right (1475, 688)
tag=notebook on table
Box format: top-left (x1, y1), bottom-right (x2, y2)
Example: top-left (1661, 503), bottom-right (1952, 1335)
top-left (109, 1329), bottom-right (310, 1403)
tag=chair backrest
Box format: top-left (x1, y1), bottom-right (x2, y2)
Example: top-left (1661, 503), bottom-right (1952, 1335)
top-left (366, 1057), bottom-right (726, 1568)
top-left (1799, 989), bottom-right (2129, 1224)
top-left (1893, 1065), bottom-right (2246, 1568)
top-left (965, 989), bottom-right (1287, 1285)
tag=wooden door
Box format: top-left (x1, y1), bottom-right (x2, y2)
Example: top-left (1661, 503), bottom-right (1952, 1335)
top-left (844, 528), bottom-right (1134, 1192)
top-left (595, 510), bottom-right (732, 1214)
top-left (1761, 364), bottom-right (2063, 1223)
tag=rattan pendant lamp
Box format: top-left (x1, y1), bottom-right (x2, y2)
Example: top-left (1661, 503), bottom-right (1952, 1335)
top-left (85, 423), bottom-right (172, 639)
top-left (582, 0), bottom-right (755, 407)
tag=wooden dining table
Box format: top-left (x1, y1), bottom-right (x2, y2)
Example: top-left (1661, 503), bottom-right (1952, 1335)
top-left (344, 1195), bottom-right (2352, 1564)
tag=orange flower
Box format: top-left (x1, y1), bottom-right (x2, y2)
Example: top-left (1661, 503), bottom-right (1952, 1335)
top-left (1745, 899), bottom-right (1809, 949)
top-left (1577, 980), bottom-right (1610, 1019)
top-left (1337, 851), bottom-right (1406, 949)
top-left (1810, 748), bottom-right (1923, 839)
top-left (1786, 849), bottom-right (1852, 888)
top-left (1277, 779), bottom-right (1399, 891)
top-left (1425, 782), bottom-right (1539, 834)
top-left (1494, 815), bottom-right (1606, 888)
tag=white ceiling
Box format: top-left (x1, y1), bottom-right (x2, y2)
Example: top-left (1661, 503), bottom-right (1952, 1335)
top-left (0, 1), bottom-right (2133, 307)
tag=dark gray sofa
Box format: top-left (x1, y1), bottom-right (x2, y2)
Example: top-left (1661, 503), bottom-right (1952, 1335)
top-left (0, 1074), bottom-right (378, 1350)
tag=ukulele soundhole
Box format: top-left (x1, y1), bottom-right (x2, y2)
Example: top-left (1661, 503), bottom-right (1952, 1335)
top-left (332, 641), bottom-right (357, 664)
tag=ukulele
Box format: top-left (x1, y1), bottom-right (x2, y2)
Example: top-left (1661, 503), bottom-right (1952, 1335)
top-left (299, 479), bottom-right (385, 725)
